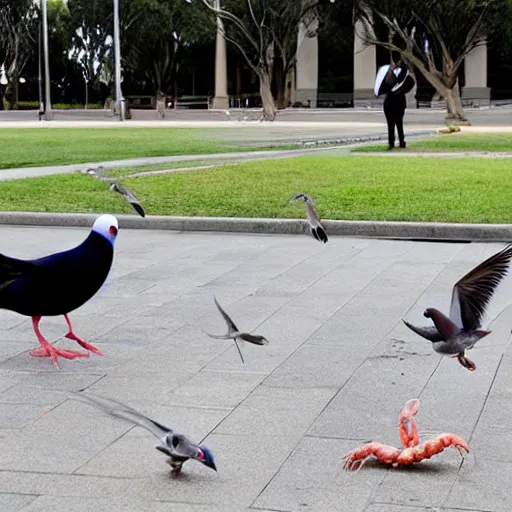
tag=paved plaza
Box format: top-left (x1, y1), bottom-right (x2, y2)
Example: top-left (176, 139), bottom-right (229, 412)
top-left (2, 105), bottom-right (512, 126)
top-left (0, 225), bottom-right (511, 511)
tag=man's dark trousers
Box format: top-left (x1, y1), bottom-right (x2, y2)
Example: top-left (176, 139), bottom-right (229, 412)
top-left (384, 93), bottom-right (406, 149)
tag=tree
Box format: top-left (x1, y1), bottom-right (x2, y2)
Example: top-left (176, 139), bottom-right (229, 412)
top-left (196, 0), bottom-right (330, 120)
top-left (67, 0), bottom-right (113, 104)
top-left (355, 0), bottom-right (512, 123)
top-left (0, 0), bottom-right (38, 109)
top-left (122, 0), bottom-right (212, 101)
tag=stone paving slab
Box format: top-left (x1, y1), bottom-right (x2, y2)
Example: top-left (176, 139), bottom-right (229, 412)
top-left (0, 226), bottom-right (512, 510)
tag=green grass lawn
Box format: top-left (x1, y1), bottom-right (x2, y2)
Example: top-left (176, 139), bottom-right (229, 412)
top-left (352, 133), bottom-right (512, 153)
top-left (106, 160), bottom-right (226, 178)
top-left (0, 128), bottom-right (283, 169)
top-left (2, 155), bottom-right (512, 223)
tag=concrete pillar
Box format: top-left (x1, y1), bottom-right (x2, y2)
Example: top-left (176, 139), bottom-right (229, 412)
top-left (212, 14), bottom-right (229, 110)
top-left (353, 17), bottom-right (376, 107)
top-left (406, 77), bottom-right (417, 109)
top-left (295, 21), bottom-right (318, 108)
top-left (462, 43), bottom-right (490, 106)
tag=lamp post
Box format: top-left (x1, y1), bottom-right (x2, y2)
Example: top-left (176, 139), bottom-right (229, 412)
top-left (41, 0), bottom-right (52, 120)
top-left (212, 0), bottom-right (228, 110)
top-left (38, 15), bottom-right (43, 119)
top-left (113, 0), bottom-right (124, 120)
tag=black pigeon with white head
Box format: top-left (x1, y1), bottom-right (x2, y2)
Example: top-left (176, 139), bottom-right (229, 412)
top-left (76, 392), bottom-right (217, 477)
top-left (403, 244), bottom-right (512, 371)
top-left (204, 296), bottom-right (269, 363)
top-left (289, 193), bottom-right (328, 243)
top-left (0, 214), bottom-right (119, 367)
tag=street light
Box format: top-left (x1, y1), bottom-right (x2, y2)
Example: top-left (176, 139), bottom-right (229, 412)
top-left (38, 13), bottom-right (43, 120)
top-left (113, 0), bottom-right (124, 120)
top-left (41, 0), bottom-right (52, 120)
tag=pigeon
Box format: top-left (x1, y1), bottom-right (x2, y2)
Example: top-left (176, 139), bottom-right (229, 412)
top-left (82, 167), bottom-right (146, 218)
top-left (75, 392), bottom-right (217, 477)
top-left (0, 214), bottom-right (119, 367)
top-left (289, 193), bottom-right (328, 243)
top-left (403, 244), bottom-right (512, 371)
top-left (204, 296), bottom-right (269, 363)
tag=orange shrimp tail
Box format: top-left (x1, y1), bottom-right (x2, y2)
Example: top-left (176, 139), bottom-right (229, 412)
top-left (398, 399), bottom-right (420, 448)
top-left (396, 433), bottom-right (470, 465)
top-left (342, 442), bottom-right (401, 472)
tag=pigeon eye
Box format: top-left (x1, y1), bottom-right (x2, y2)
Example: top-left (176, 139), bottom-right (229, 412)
top-left (196, 449), bottom-right (204, 460)
top-left (109, 226), bottom-right (118, 236)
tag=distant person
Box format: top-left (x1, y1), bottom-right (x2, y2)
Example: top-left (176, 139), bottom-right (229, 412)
top-left (383, 52), bottom-right (412, 150)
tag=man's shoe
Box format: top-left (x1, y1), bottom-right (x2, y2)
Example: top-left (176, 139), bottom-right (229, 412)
top-left (399, 142), bottom-right (406, 148)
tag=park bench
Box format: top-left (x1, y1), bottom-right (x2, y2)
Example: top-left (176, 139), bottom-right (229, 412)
top-left (173, 96), bottom-right (211, 109)
top-left (125, 96), bottom-right (155, 109)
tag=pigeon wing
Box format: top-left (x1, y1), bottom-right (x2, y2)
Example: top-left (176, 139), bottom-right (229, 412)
top-left (111, 182), bottom-right (146, 218)
top-left (213, 295), bottom-right (239, 335)
top-left (304, 201), bottom-right (323, 228)
top-left (0, 254), bottom-right (38, 290)
top-left (304, 202), bottom-right (328, 243)
top-left (449, 244), bottom-right (512, 330)
top-left (76, 392), bottom-right (172, 439)
top-left (166, 433), bottom-right (202, 459)
top-left (403, 320), bottom-right (444, 342)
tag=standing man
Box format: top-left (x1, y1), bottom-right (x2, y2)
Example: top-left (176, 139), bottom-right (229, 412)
top-left (383, 52), bottom-right (410, 150)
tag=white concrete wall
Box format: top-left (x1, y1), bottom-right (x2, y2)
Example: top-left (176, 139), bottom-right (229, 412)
top-left (353, 17), bottom-right (376, 104)
top-left (295, 22), bottom-right (319, 107)
top-left (462, 42), bottom-right (490, 106)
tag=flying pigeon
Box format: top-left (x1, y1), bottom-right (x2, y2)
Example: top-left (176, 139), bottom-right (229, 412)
top-left (82, 167), bottom-right (146, 218)
top-left (204, 296), bottom-right (269, 363)
top-left (75, 392), bottom-right (217, 477)
top-left (0, 214), bottom-right (119, 367)
top-left (289, 193), bottom-right (328, 243)
top-left (403, 244), bottom-right (512, 371)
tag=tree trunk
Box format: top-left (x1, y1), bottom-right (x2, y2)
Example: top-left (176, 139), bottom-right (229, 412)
top-left (4, 82), bottom-right (13, 110)
top-left (271, 56), bottom-right (288, 109)
top-left (443, 79), bottom-right (470, 125)
top-left (13, 78), bottom-right (19, 110)
top-left (259, 72), bottom-right (277, 121)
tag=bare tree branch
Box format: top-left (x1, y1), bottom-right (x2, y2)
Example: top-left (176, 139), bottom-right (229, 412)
top-left (198, 0), bottom-right (260, 53)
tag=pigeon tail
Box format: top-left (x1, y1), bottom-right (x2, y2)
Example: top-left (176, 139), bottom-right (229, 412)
top-left (131, 202), bottom-right (146, 218)
top-left (312, 226), bottom-right (328, 243)
top-left (234, 338), bottom-right (245, 363)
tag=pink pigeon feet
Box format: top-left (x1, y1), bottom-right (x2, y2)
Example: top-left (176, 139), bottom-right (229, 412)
top-left (31, 316), bottom-right (89, 368)
top-left (29, 316), bottom-right (103, 368)
top-left (29, 345), bottom-right (90, 368)
top-left (64, 314), bottom-right (104, 357)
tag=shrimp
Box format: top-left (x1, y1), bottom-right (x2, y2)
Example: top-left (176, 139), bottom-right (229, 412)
top-left (342, 399), bottom-right (469, 471)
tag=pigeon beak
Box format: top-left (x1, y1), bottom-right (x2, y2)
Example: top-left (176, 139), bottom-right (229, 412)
top-left (202, 458), bottom-right (217, 472)
top-left (197, 446), bottom-right (217, 472)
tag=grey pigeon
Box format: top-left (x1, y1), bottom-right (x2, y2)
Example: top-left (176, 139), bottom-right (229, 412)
top-left (82, 167), bottom-right (146, 218)
top-left (403, 244), bottom-right (512, 371)
top-left (289, 193), bottom-right (328, 243)
top-left (205, 296), bottom-right (269, 363)
top-left (75, 392), bottom-right (217, 477)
